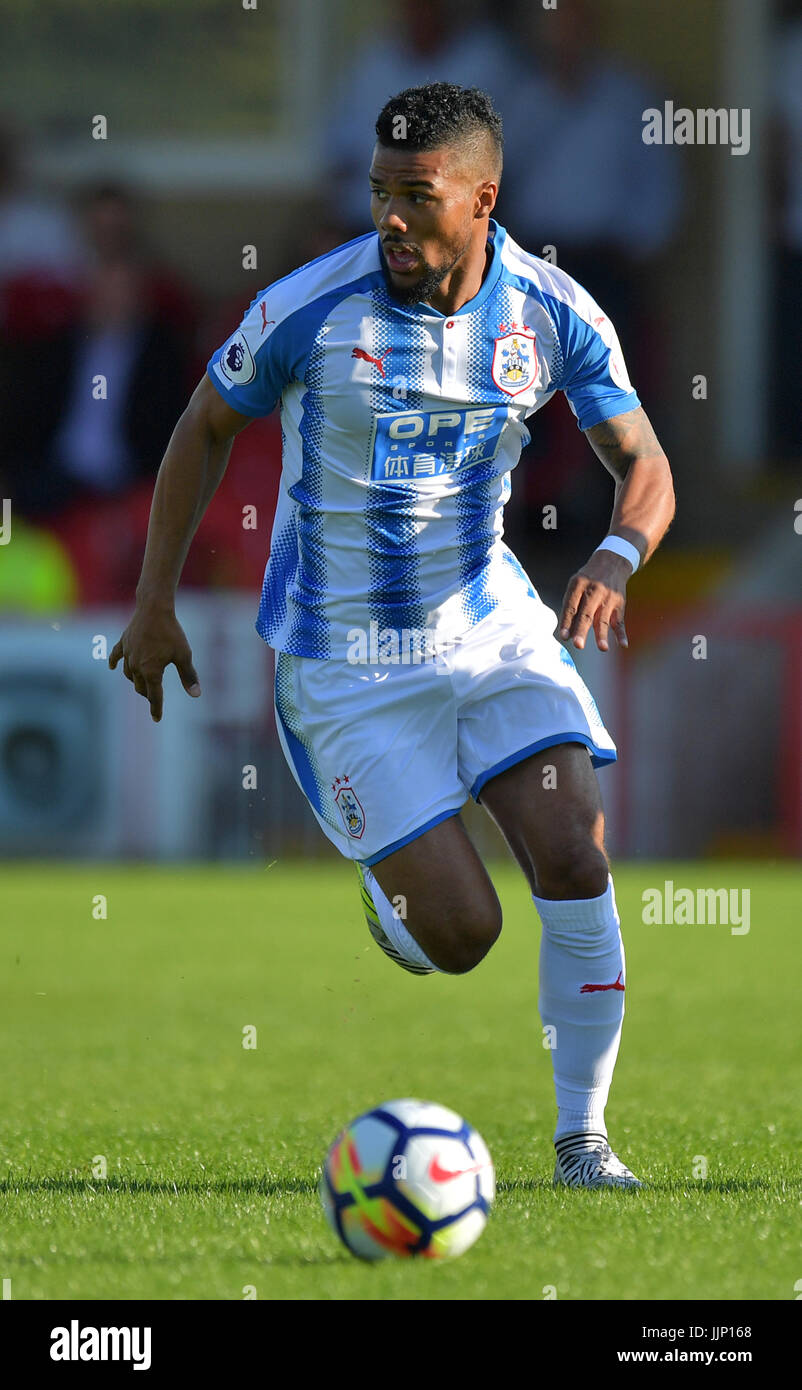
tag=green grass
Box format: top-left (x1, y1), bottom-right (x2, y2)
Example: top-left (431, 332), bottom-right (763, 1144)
top-left (1, 861), bottom-right (800, 1301)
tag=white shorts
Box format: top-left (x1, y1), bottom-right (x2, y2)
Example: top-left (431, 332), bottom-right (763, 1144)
top-left (272, 597), bottom-right (617, 866)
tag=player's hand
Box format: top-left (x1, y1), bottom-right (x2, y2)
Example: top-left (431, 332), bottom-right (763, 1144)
top-left (558, 552), bottom-right (631, 653)
top-left (109, 603), bottom-right (201, 722)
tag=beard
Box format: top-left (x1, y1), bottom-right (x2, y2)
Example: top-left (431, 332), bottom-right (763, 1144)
top-left (379, 233), bottom-right (472, 308)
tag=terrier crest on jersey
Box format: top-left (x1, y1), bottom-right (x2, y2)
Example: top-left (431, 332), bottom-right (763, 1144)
top-left (491, 322), bottom-right (539, 397)
top-left (333, 776), bottom-right (365, 839)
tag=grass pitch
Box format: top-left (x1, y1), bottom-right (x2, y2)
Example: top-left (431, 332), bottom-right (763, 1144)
top-left (1, 860), bottom-right (799, 1301)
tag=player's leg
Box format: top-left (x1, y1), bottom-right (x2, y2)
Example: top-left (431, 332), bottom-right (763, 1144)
top-left (273, 649), bottom-right (501, 976)
top-left (479, 743), bottom-right (640, 1187)
top-left (363, 811), bottom-right (502, 976)
top-left (479, 741), bottom-right (608, 899)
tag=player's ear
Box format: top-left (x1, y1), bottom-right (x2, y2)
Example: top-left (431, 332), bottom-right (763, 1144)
top-left (475, 181), bottom-right (497, 219)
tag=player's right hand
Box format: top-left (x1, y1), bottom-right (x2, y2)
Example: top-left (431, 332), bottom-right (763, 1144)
top-left (109, 605), bottom-right (201, 723)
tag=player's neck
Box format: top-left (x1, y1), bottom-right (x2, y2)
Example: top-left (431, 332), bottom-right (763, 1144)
top-left (423, 239), bottom-right (491, 316)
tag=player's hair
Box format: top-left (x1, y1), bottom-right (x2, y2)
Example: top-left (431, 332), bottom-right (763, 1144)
top-left (375, 83), bottom-right (503, 185)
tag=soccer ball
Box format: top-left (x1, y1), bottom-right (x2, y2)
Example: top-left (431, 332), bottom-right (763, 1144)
top-left (320, 1098), bottom-right (494, 1260)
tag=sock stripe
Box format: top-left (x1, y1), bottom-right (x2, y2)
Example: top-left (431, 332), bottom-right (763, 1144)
top-left (359, 885), bottom-right (380, 924)
top-left (355, 864), bottom-right (435, 975)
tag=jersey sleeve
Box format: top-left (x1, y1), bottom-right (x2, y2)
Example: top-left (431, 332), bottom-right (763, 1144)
top-left (206, 287), bottom-right (292, 417)
top-left (552, 297), bottom-right (640, 431)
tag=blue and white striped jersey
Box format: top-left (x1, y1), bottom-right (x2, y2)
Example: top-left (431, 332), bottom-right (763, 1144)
top-left (207, 219), bottom-right (639, 658)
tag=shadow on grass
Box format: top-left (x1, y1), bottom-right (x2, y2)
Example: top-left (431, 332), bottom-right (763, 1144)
top-left (658, 1176), bottom-right (797, 1195)
top-left (0, 1174), bottom-right (320, 1198)
top-left (498, 1175), bottom-right (792, 1195)
top-left (8, 1249), bottom-right (352, 1272)
top-left (6, 1174), bottom-right (791, 1201)
top-left (496, 1178), bottom-right (553, 1195)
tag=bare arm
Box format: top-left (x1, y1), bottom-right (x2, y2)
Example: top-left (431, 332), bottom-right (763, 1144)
top-left (558, 406), bottom-right (675, 652)
top-left (134, 374), bottom-right (252, 604)
top-left (109, 374), bottom-right (254, 720)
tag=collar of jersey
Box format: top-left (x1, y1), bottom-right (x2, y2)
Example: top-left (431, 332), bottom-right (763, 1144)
top-left (381, 217), bottom-right (505, 319)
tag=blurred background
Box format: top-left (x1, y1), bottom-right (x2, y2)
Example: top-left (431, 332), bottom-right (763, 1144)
top-left (0, 0), bottom-right (799, 863)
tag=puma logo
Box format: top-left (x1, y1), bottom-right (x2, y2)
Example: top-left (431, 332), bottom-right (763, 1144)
top-left (580, 970), bottom-right (625, 994)
top-left (352, 346), bottom-right (393, 377)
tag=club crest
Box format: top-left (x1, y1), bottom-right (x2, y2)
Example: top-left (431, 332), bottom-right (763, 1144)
top-left (333, 776), bottom-right (365, 839)
top-left (491, 323), bottom-right (539, 397)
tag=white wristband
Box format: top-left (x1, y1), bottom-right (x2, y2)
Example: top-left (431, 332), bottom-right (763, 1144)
top-left (594, 536), bottom-right (641, 573)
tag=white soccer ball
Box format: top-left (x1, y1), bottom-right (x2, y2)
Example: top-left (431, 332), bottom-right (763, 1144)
top-left (320, 1098), bottom-right (494, 1260)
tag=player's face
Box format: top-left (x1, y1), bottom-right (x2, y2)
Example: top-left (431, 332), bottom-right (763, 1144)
top-left (369, 143), bottom-right (481, 307)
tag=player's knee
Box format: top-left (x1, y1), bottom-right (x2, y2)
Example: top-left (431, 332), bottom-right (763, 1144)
top-left (431, 902), bottom-right (502, 975)
top-left (535, 844), bottom-right (609, 901)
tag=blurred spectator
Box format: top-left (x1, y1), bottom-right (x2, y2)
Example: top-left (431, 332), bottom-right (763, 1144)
top-left (0, 116), bottom-right (86, 342)
top-left (80, 183), bottom-right (197, 338)
top-left (0, 182), bottom-right (200, 602)
top-left (2, 183), bottom-right (196, 521)
top-left (317, 0), bottom-right (527, 247)
top-left (770, 0), bottom-right (802, 463)
top-left (498, 0), bottom-right (682, 589)
top-left (502, 0), bottom-right (682, 346)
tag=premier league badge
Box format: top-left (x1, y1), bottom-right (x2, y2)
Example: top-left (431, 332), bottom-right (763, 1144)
top-left (491, 323), bottom-right (539, 397)
top-left (219, 330), bottom-right (256, 385)
top-left (333, 776), bottom-right (366, 839)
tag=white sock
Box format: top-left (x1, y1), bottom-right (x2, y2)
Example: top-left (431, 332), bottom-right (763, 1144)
top-left (533, 873), bottom-right (626, 1141)
top-left (362, 866), bottom-right (440, 972)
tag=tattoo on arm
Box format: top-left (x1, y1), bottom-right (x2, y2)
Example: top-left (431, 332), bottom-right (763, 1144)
top-left (584, 407), bottom-right (666, 484)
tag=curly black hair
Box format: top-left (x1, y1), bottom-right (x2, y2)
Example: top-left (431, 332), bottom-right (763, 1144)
top-left (375, 83), bottom-right (503, 184)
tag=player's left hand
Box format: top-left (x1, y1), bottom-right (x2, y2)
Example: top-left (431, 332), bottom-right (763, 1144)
top-left (558, 551), bottom-right (632, 652)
